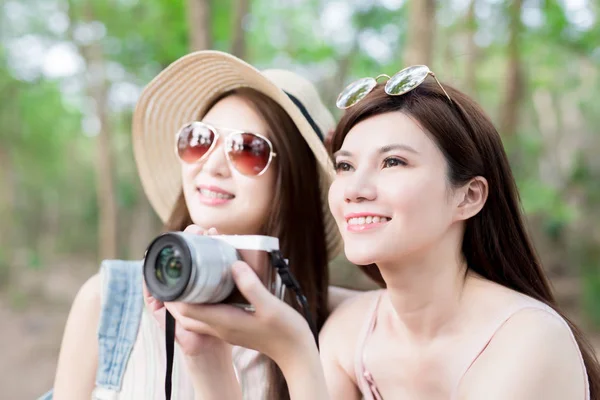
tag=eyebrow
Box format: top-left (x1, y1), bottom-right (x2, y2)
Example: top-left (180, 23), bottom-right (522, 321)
top-left (333, 144), bottom-right (419, 159)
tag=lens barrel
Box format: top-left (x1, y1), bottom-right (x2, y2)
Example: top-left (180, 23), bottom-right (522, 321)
top-left (143, 232), bottom-right (241, 303)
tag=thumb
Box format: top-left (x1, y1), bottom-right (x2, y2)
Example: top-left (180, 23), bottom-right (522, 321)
top-left (231, 261), bottom-right (276, 311)
top-left (142, 281), bottom-right (163, 311)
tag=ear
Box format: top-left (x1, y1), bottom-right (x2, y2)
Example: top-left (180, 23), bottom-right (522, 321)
top-left (454, 176), bottom-right (488, 222)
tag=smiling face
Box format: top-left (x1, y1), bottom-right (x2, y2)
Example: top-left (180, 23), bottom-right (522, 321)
top-left (328, 111), bottom-right (462, 266)
top-left (180, 95), bottom-right (276, 235)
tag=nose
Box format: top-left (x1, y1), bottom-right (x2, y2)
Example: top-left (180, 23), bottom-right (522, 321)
top-left (344, 170), bottom-right (376, 203)
top-left (201, 138), bottom-right (231, 178)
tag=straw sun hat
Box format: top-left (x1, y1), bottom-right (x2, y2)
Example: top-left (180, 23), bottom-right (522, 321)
top-left (132, 50), bottom-right (343, 259)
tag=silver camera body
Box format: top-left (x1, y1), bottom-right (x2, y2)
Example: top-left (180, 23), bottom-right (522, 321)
top-left (143, 232), bottom-right (286, 309)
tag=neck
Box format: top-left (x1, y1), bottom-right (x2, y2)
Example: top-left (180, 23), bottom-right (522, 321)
top-left (377, 228), bottom-right (469, 343)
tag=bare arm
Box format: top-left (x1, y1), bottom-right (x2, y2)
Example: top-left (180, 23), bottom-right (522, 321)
top-left (320, 345), bottom-right (361, 400)
top-left (146, 287), bottom-right (243, 400)
top-left (278, 336), bottom-right (331, 400)
top-left (167, 262), bottom-right (332, 400)
top-left (52, 274), bottom-right (101, 399)
top-left (184, 351), bottom-right (242, 400)
top-left (319, 292), bottom-right (372, 400)
top-left (458, 309), bottom-right (588, 400)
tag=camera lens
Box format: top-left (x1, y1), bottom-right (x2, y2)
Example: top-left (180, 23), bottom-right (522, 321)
top-left (155, 245), bottom-right (183, 287)
top-left (143, 232), bottom-right (243, 303)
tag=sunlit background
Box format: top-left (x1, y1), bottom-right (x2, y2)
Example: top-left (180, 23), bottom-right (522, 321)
top-left (1, 0), bottom-right (599, 398)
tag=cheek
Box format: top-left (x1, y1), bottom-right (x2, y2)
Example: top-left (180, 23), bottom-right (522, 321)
top-left (180, 165), bottom-right (194, 199)
top-left (181, 163), bottom-right (199, 184)
top-left (327, 180), bottom-right (344, 219)
top-left (237, 171), bottom-right (275, 214)
top-left (385, 174), bottom-right (448, 217)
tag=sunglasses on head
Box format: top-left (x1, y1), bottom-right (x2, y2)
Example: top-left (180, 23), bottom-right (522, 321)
top-left (335, 65), bottom-right (452, 110)
top-left (175, 121), bottom-right (277, 176)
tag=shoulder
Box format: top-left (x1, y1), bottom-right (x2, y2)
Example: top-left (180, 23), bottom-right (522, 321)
top-left (320, 290), bottom-right (382, 368)
top-left (460, 304), bottom-right (588, 399)
top-left (327, 286), bottom-right (363, 313)
top-left (65, 273), bottom-right (103, 335)
top-left (74, 273), bottom-right (102, 312)
top-left (321, 289), bottom-right (382, 340)
top-left (52, 274), bottom-right (103, 397)
top-left (494, 306), bottom-right (584, 365)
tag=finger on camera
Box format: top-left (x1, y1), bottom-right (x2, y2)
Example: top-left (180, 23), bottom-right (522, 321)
top-left (183, 224), bottom-right (206, 235)
top-left (166, 301), bottom-right (249, 335)
top-left (231, 261), bottom-right (276, 311)
top-left (142, 283), bottom-right (163, 310)
top-left (165, 303), bottom-right (219, 337)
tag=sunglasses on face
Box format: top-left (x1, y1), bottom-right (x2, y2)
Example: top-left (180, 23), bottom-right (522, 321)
top-left (175, 121), bottom-right (277, 177)
top-left (335, 65), bottom-right (452, 110)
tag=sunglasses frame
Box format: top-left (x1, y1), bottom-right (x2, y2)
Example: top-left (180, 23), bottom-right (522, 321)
top-left (174, 121), bottom-right (277, 177)
top-left (336, 65), bottom-right (452, 110)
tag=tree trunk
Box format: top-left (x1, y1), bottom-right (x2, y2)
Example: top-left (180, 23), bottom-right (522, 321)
top-left (464, 0), bottom-right (477, 96)
top-left (75, 3), bottom-right (118, 261)
top-left (0, 147), bottom-right (15, 286)
top-left (498, 0), bottom-right (523, 136)
top-left (89, 53), bottom-right (118, 261)
top-left (230, 0), bottom-right (250, 58)
top-left (323, 38), bottom-right (359, 111)
top-left (187, 0), bottom-right (212, 51)
top-left (126, 192), bottom-right (162, 260)
top-left (404, 0), bottom-right (436, 66)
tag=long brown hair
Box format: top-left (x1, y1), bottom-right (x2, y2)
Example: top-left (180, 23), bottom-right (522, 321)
top-left (165, 87), bottom-right (330, 400)
top-left (331, 81), bottom-right (600, 396)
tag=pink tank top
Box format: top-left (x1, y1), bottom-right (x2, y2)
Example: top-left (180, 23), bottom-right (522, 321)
top-left (354, 291), bottom-right (590, 400)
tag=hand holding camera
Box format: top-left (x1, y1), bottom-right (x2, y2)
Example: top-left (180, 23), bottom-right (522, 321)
top-left (143, 224), bottom-right (319, 371)
top-left (142, 225), bottom-right (230, 357)
top-left (164, 261), bottom-right (318, 371)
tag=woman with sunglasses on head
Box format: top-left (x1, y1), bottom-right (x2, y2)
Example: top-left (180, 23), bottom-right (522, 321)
top-left (46, 51), bottom-right (359, 400)
top-left (174, 65), bottom-right (600, 399)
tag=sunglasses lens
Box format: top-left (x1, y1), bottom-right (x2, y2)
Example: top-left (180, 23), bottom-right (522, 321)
top-left (385, 65), bottom-right (430, 96)
top-left (336, 77), bottom-right (377, 109)
top-left (227, 133), bottom-right (272, 176)
top-left (177, 123), bottom-right (215, 163)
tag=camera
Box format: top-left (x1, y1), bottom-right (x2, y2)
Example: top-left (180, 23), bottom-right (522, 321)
top-left (143, 232), bottom-right (286, 309)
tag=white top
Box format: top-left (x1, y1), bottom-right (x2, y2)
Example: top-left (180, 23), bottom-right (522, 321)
top-left (94, 307), bottom-right (269, 399)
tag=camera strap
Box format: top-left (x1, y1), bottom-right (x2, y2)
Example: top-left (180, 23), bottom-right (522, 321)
top-left (270, 250), bottom-right (319, 349)
top-left (165, 310), bottom-right (175, 400)
top-left (162, 250), bottom-right (318, 399)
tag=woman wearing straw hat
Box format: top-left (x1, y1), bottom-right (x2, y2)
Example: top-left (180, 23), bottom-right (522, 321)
top-left (48, 51), bottom-right (357, 400)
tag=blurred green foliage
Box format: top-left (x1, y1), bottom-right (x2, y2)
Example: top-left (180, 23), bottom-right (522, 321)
top-left (0, 0), bottom-right (599, 324)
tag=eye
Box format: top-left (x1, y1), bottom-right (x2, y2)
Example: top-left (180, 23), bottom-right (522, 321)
top-left (383, 157), bottom-right (407, 168)
top-left (334, 161), bottom-right (354, 173)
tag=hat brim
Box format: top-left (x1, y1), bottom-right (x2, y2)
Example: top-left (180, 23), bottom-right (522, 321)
top-left (132, 51), bottom-right (342, 259)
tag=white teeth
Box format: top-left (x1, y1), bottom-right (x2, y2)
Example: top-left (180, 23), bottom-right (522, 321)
top-left (199, 188), bottom-right (234, 200)
top-left (347, 216), bottom-right (390, 225)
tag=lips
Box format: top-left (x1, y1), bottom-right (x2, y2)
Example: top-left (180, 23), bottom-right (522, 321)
top-left (196, 185), bottom-right (235, 205)
top-left (344, 213), bottom-right (392, 232)
top-left (344, 212), bottom-right (391, 224)
top-left (347, 215), bottom-right (391, 225)
top-left (198, 188), bottom-right (234, 200)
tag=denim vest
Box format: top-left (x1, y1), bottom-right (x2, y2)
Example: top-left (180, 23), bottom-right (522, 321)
top-left (38, 260), bottom-right (144, 399)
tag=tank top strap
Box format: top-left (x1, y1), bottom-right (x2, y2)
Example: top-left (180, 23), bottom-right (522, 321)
top-left (451, 294), bottom-right (590, 399)
top-left (354, 291), bottom-right (385, 400)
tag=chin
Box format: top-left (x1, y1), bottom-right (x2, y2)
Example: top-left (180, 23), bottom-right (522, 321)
top-left (344, 245), bottom-right (378, 266)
